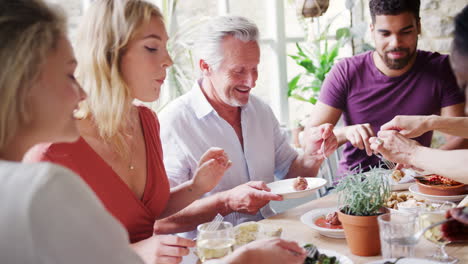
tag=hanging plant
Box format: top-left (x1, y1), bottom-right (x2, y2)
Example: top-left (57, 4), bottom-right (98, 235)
top-left (296, 0), bottom-right (330, 18)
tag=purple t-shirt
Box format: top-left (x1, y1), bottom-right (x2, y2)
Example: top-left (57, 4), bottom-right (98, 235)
top-left (319, 50), bottom-right (465, 174)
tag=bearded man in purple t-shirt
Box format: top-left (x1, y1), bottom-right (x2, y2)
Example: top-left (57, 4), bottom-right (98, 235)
top-left (307, 0), bottom-right (466, 175)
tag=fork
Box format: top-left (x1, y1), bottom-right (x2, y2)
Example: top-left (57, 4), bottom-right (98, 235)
top-left (321, 139), bottom-right (328, 161)
top-left (305, 244), bottom-right (317, 258)
top-left (205, 213), bottom-right (224, 232)
top-left (376, 154), bottom-right (396, 170)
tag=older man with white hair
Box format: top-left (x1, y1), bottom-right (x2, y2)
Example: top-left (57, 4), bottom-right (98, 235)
top-left (154, 16), bottom-right (337, 236)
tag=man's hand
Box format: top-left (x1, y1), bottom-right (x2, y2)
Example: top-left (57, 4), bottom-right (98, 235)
top-left (225, 238), bottom-right (306, 264)
top-left (343, 123), bottom-right (375, 156)
top-left (369, 130), bottom-right (421, 165)
top-left (223, 181), bottom-right (283, 214)
top-left (131, 234), bottom-right (195, 264)
top-left (192, 147), bottom-right (232, 193)
top-left (303, 123), bottom-right (338, 159)
top-left (381, 115), bottom-right (432, 138)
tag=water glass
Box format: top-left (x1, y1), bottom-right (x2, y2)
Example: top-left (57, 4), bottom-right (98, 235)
top-left (378, 213), bottom-right (418, 258)
top-left (196, 221), bottom-right (235, 263)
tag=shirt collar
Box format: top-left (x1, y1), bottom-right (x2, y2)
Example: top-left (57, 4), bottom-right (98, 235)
top-left (191, 79), bottom-right (251, 119)
top-left (191, 79), bottom-right (215, 119)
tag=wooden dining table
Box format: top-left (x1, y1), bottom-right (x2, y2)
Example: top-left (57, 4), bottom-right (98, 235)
top-left (259, 193), bottom-right (468, 264)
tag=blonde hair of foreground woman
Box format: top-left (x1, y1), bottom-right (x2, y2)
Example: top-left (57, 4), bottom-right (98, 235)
top-left (0, 0), bottom-right (65, 151)
top-left (75, 0), bottom-right (163, 156)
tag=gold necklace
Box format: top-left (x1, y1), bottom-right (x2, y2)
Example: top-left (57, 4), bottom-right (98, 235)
top-left (128, 115), bottom-right (137, 171)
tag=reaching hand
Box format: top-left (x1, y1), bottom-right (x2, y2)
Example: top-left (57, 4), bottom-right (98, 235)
top-left (193, 147), bottom-right (232, 193)
top-left (344, 123), bottom-right (375, 156)
top-left (369, 130), bottom-right (421, 165)
top-left (381, 115), bottom-right (431, 138)
top-left (131, 234), bottom-right (195, 264)
top-left (303, 123), bottom-right (338, 159)
top-left (226, 238), bottom-right (306, 264)
top-left (442, 207), bottom-right (468, 242)
top-left (224, 181), bottom-right (283, 214)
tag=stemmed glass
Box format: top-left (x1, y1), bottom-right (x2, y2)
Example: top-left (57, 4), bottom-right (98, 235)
top-left (196, 221), bottom-right (235, 263)
top-left (419, 201), bottom-right (457, 263)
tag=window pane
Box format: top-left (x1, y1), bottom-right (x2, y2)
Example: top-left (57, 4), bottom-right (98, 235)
top-left (173, 0), bottom-right (218, 22)
top-left (228, 0), bottom-right (273, 39)
top-left (251, 43), bottom-right (277, 105)
top-left (284, 0), bottom-right (305, 38)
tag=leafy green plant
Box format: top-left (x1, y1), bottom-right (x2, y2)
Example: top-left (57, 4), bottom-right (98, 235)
top-left (335, 168), bottom-right (390, 216)
top-left (288, 21), bottom-right (350, 104)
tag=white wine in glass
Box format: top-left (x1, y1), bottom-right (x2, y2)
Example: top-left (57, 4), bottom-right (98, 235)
top-left (419, 202), bottom-right (457, 263)
top-left (196, 238), bottom-right (235, 262)
top-left (196, 221), bottom-right (234, 263)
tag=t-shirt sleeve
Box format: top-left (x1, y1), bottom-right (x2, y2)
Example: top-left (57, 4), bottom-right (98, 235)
top-left (318, 59), bottom-right (349, 110)
top-left (30, 165), bottom-right (144, 264)
top-left (438, 57), bottom-right (465, 108)
top-left (270, 107), bottom-right (298, 179)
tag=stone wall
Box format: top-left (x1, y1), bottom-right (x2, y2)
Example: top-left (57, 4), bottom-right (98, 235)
top-left (351, 0), bottom-right (467, 54)
top-left (419, 0), bottom-right (467, 54)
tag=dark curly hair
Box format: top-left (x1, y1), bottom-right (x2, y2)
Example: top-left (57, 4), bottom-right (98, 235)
top-left (369, 0), bottom-right (420, 23)
top-left (453, 5), bottom-right (468, 56)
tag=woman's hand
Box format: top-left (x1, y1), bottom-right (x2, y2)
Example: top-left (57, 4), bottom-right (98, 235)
top-left (369, 130), bottom-right (421, 165)
top-left (381, 115), bottom-right (432, 138)
top-left (130, 234), bottom-right (195, 264)
top-left (192, 147), bottom-right (232, 193)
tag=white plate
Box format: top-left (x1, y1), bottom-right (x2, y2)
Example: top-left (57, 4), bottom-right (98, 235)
top-left (300, 207), bottom-right (345, 238)
top-left (318, 248), bottom-right (354, 264)
top-left (409, 184), bottom-right (467, 202)
top-left (367, 258), bottom-right (444, 264)
top-left (267, 177), bottom-right (327, 199)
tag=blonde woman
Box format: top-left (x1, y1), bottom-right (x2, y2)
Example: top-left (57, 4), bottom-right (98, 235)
top-left (26, 0), bottom-right (233, 262)
top-left (0, 0), bottom-right (143, 262)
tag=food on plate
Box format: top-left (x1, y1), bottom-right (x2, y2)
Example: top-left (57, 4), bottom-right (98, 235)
top-left (303, 244), bottom-right (340, 264)
top-left (293, 176), bottom-right (308, 191)
top-left (325, 212), bottom-right (341, 226)
top-left (390, 169), bottom-right (405, 182)
top-left (233, 222), bottom-right (282, 246)
top-left (419, 174), bottom-right (463, 186)
top-left (314, 211), bottom-right (343, 230)
top-left (234, 222), bottom-right (259, 246)
top-left (416, 174), bottom-right (468, 196)
top-left (385, 192), bottom-right (424, 209)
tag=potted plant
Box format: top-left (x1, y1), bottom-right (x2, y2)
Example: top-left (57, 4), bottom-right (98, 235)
top-left (335, 169), bottom-right (390, 256)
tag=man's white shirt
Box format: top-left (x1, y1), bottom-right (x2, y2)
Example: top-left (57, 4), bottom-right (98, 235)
top-left (159, 81), bottom-right (298, 233)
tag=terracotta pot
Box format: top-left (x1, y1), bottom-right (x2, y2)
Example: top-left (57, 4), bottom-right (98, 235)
top-left (337, 210), bottom-right (383, 256)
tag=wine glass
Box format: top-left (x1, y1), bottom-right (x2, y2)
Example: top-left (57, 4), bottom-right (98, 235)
top-left (196, 221), bottom-right (235, 263)
top-left (419, 201), bottom-right (457, 263)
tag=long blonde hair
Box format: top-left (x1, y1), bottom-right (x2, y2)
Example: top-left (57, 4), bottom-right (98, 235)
top-left (75, 0), bottom-right (163, 156)
top-left (0, 0), bottom-right (65, 151)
